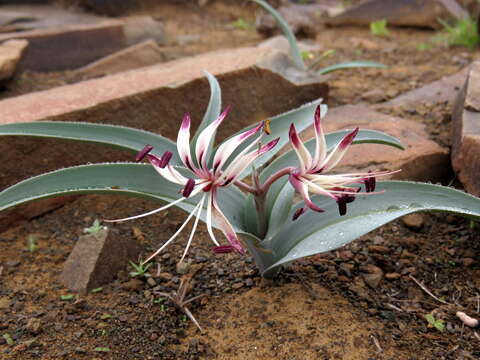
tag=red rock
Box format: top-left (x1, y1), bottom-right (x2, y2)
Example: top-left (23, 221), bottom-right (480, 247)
top-left (452, 61), bottom-right (480, 196)
top-left (326, 0), bottom-right (467, 29)
top-left (0, 39), bottom-right (28, 82)
top-left (299, 105), bottom-right (450, 183)
top-left (75, 39), bottom-right (166, 78)
top-left (59, 228), bottom-right (141, 293)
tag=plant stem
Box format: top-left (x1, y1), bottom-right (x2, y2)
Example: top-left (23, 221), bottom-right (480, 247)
top-left (260, 167), bottom-right (294, 193)
top-left (234, 180), bottom-right (257, 194)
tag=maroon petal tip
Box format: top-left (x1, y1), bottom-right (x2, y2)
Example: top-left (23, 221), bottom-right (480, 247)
top-left (213, 245), bottom-right (235, 254)
top-left (182, 178), bottom-right (196, 198)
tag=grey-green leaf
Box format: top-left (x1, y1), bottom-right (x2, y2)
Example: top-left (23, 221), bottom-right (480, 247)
top-left (249, 0), bottom-right (306, 71)
top-left (0, 163), bottom-right (246, 231)
top-left (263, 181), bottom-right (480, 276)
top-left (318, 61), bottom-right (386, 75)
top-left (0, 122), bottom-right (180, 164)
top-left (191, 71), bottom-right (222, 154)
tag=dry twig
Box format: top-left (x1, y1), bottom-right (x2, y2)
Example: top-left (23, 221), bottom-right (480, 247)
top-left (409, 275), bottom-right (450, 305)
top-left (370, 335), bottom-right (383, 353)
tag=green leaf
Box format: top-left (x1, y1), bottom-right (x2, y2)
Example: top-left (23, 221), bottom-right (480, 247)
top-left (94, 347), bottom-right (111, 352)
top-left (0, 163), bottom-right (246, 232)
top-left (260, 129), bottom-right (404, 237)
top-left (60, 294), bottom-right (75, 301)
top-left (191, 71), bottom-right (222, 156)
top-left (220, 99), bottom-right (326, 179)
top-left (263, 181), bottom-right (480, 276)
top-left (0, 121), bottom-right (181, 164)
top-left (249, 0), bottom-right (306, 71)
top-left (318, 61), bottom-right (386, 75)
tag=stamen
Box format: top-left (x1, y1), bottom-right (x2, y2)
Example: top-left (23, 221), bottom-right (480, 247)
top-left (136, 145), bottom-right (153, 162)
top-left (159, 151), bottom-right (173, 168)
top-left (183, 178), bottom-right (196, 197)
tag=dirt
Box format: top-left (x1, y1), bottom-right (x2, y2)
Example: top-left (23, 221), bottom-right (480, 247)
top-left (1, 1), bottom-right (480, 359)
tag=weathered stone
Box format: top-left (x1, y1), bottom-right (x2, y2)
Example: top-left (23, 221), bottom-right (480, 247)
top-left (361, 265), bottom-right (383, 289)
top-left (298, 105), bottom-right (450, 182)
top-left (258, 35), bottom-right (322, 54)
top-left (452, 61), bottom-right (480, 196)
top-left (326, 0), bottom-right (467, 29)
top-left (0, 39), bottom-right (28, 82)
top-left (75, 39), bottom-right (166, 78)
top-left (59, 228), bottom-right (141, 293)
top-left (122, 16), bottom-right (166, 46)
top-left (0, 20), bottom-right (126, 72)
top-left (377, 68), bottom-right (469, 110)
top-left (25, 318), bottom-right (42, 335)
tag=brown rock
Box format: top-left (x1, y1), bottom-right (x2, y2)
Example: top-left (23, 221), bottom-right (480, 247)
top-left (298, 105), bottom-right (450, 182)
top-left (452, 61), bottom-right (480, 196)
top-left (401, 213), bottom-right (424, 230)
top-left (75, 39), bottom-right (166, 78)
top-left (0, 297), bottom-right (11, 309)
top-left (461, 258), bottom-right (475, 267)
top-left (59, 228), bottom-right (141, 293)
top-left (326, 0), bottom-right (468, 29)
top-left (368, 245), bottom-right (389, 253)
top-left (121, 16), bottom-right (166, 46)
top-left (385, 272), bottom-right (401, 280)
top-left (0, 39), bottom-right (28, 82)
top-left (121, 278), bottom-right (144, 291)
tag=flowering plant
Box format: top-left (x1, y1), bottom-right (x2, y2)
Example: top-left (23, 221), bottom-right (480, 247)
top-left (1, 74), bottom-right (480, 278)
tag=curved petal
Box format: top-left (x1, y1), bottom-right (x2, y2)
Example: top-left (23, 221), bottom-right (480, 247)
top-left (211, 189), bottom-right (244, 254)
top-left (195, 105), bottom-right (231, 172)
top-left (317, 128), bottom-right (358, 173)
top-left (212, 122), bottom-right (263, 175)
top-left (177, 113), bottom-right (196, 172)
top-left (289, 123), bottom-right (312, 173)
top-left (312, 105), bottom-right (327, 170)
top-left (288, 174), bottom-right (324, 212)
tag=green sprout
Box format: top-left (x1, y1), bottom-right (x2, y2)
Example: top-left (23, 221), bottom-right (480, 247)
top-left (425, 314), bottom-right (445, 332)
top-left (94, 347), bottom-right (111, 352)
top-left (232, 18), bottom-right (252, 30)
top-left (83, 219), bottom-right (106, 235)
top-left (2, 333), bottom-right (14, 345)
top-left (129, 260), bottom-right (152, 278)
top-left (26, 234), bottom-right (37, 252)
top-left (370, 19), bottom-right (389, 37)
top-left (438, 17), bottom-right (479, 50)
top-left (60, 294), bottom-right (75, 301)
top-left (91, 287), bottom-right (103, 294)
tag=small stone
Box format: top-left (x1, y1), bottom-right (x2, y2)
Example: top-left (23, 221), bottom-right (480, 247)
top-left (368, 245), bottom-right (389, 253)
top-left (74, 348), bottom-right (86, 354)
top-left (400, 249), bottom-right (416, 259)
top-left (245, 278), bottom-right (254, 287)
top-left (361, 265), bottom-right (384, 289)
top-left (0, 297), bottom-right (11, 310)
top-left (121, 279), bottom-right (144, 291)
top-left (385, 272), bottom-right (401, 280)
top-left (176, 261), bottom-right (190, 275)
top-left (361, 89), bottom-right (387, 103)
top-left (149, 333), bottom-right (158, 341)
top-left (146, 277), bottom-right (157, 287)
top-left (401, 214), bottom-right (424, 230)
top-left (461, 258), bottom-right (475, 267)
top-left (157, 272), bottom-right (173, 282)
top-left (0, 39), bottom-right (28, 83)
top-left (26, 318), bottom-right (41, 335)
top-left (232, 282), bottom-right (244, 289)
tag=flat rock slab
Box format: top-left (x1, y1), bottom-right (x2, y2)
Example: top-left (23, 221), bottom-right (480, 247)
top-left (452, 61), bottom-right (480, 196)
top-left (376, 68), bottom-right (469, 111)
top-left (75, 39), bottom-right (167, 78)
top-left (0, 39), bottom-right (28, 82)
top-left (0, 46), bottom-right (328, 231)
top-left (0, 5), bottom-right (166, 72)
top-left (326, 0), bottom-right (466, 29)
top-left (300, 105), bottom-right (450, 183)
top-left (59, 228), bottom-right (141, 293)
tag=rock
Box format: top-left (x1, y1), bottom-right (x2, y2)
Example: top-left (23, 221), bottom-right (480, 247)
top-left (385, 272), bottom-right (401, 280)
top-left (368, 245), bottom-right (389, 253)
top-left (452, 61), bottom-right (480, 196)
top-left (326, 0), bottom-right (468, 29)
top-left (59, 227), bottom-right (141, 293)
top-left (0, 46), bottom-right (328, 231)
top-left (146, 277), bottom-right (156, 287)
top-left (75, 39), bottom-right (166, 78)
top-left (157, 272), bottom-right (173, 282)
top-left (461, 258), bottom-right (475, 267)
top-left (298, 105), bottom-right (450, 182)
top-left (121, 278), bottom-right (144, 291)
top-left (25, 318), bottom-right (41, 335)
top-left (121, 16), bottom-right (166, 46)
top-left (361, 265), bottom-right (383, 289)
top-left (0, 39), bottom-right (28, 83)
top-left (258, 35), bottom-right (322, 55)
top-left (377, 68), bottom-right (469, 111)
top-left (401, 213), bottom-right (424, 230)
top-left (360, 88), bottom-right (387, 103)
top-left (0, 297), bottom-right (11, 309)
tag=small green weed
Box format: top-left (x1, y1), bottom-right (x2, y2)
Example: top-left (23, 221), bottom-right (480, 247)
top-left (60, 294), bottom-right (75, 301)
top-left (370, 19), bottom-right (389, 37)
top-left (26, 234), bottom-right (37, 252)
top-left (425, 314), bottom-right (445, 332)
top-left (2, 333), bottom-right (14, 345)
top-left (129, 260), bottom-right (152, 278)
top-left (232, 18), bottom-right (252, 30)
top-left (438, 17), bottom-right (479, 50)
top-left (94, 347), bottom-right (111, 352)
top-left (91, 287), bottom-right (103, 294)
top-left (83, 219), bottom-right (106, 235)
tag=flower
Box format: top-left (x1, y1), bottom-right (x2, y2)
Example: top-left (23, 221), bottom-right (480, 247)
top-left (106, 106), bottom-right (279, 263)
top-left (288, 105), bottom-right (390, 218)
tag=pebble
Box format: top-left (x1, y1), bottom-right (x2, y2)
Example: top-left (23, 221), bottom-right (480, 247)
top-left (157, 272), bottom-right (173, 282)
top-left (26, 318), bottom-right (42, 335)
top-left (385, 272), bottom-right (401, 280)
top-left (461, 258), bottom-right (475, 267)
top-left (146, 277), bottom-right (157, 287)
top-left (368, 245), bottom-right (389, 253)
top-left (122, 279), bottom-right (144, 291)
top-left (232, 282), bottom-right (244, 289)
top-left (361, 265), bottom-right (384, 289)
top-left (74, 347), bottom-right (86, 354)
top-left (401, 214), bottom-right (424, 230)
top-left (0, 297), bottom-right (11, 310)
top-left (245, 278), bottom-right (253, 287)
